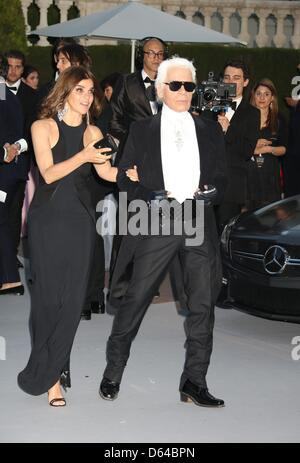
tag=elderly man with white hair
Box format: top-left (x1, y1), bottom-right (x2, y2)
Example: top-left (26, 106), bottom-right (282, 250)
top-left (99, 56), bottom-right (227, 408)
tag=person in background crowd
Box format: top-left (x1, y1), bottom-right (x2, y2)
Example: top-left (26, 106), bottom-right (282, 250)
top-left (22, 65), bottom-right (39, 90)
top-left (109, 37), bottom-right (166, 164)
top-left (37, 38), bottom-right (81, 104)
top-left (4, 49), bottom-right (38, 269)
top-left (21, 64), bottom-right (40, 236)
top-left (56, 43), bottom-right (92, 74)
top-left (284, 62), bottom-right (300, 197)
top-left (246, 78), bottom-right (287, 210)
top-left (96, 72), bottom-right (122, 135)
top-left (215, 59), bottom-right (260, 232)
top-left (0, 55), bottom-right (27, 295)
top-left (81, 72), bottom-right (122, 321)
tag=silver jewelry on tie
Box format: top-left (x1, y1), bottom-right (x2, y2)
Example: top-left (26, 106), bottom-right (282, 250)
top-left (174, 122), bottom-right (184, 151)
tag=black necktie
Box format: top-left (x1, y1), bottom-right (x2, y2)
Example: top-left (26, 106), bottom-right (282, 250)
top-left (230, 101), bottom-right (237, 111)
top-left (7, 85), bottom-right (17, 91)
top-left (144, 77), bottom-right (155, 85)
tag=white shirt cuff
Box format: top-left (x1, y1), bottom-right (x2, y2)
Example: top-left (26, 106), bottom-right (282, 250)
top-left (15, 138), bottom-right (28, 153)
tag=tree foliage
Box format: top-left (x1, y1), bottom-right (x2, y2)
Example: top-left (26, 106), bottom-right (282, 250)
top-left (0, 0), bottom-right (27, 53)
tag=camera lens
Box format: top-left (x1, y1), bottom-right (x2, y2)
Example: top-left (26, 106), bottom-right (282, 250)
top-left (203, 88), bottom-right (217, 102)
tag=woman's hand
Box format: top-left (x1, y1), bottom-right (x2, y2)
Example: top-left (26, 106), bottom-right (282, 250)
top-left (126, 165), bottom-right (139, 182)
top-left (254, 138), bottom-right (272, 155)
top-left (81, 140), bottom-right (112, 164)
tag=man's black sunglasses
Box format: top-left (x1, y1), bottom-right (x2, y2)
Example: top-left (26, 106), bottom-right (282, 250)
top-left (164, 81), bottom-right (196, 92)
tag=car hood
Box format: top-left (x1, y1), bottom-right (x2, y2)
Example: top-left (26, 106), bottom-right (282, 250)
top-left (233, 195), bottom-right (300, 243)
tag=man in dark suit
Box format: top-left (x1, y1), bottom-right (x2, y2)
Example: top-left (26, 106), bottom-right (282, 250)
top-left (5, 50), bottom-right (38, 256)
top-left (215, 59), bottom-right (260, 232)
top-left (107, 37), bottom-right (167, 305)
top-left (109, 37), bottom-right (166, 164)
top-left (99, 57), bottom-right (227, 408)
top-left (0, 60), bottom-right (27, 294)
top-left (109, 37), bottom-right (188, 309)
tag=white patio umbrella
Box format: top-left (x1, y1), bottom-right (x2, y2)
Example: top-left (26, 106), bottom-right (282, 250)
top-left (30, 0), bottom-right (245, 71)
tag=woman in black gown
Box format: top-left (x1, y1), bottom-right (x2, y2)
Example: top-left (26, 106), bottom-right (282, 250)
top-left (246, 78), bottom-right (287, 210)
top-left (17, 66), bottom-right (121, 406)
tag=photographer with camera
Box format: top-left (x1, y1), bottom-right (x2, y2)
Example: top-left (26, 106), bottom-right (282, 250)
top-left (212, 60), bottom-right (260, 233)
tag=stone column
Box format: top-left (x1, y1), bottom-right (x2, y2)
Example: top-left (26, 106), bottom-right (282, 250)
top-left (291, 12), bottom-right (300, 49)
top-left (238, 7), bottom-right (252, 45)
top-left (21, 0), bottom-right (31, 45)
top-left (184, 7), bottom-right (194, 23)
top-left (255, 9), bottom-right (271, 48)
top-left (221, 7), bottom-right (234, 36)
top-left (36, 0), bottom-right (50, 46)
top-left (165, 4), bottom-right (180, 17)
top-left (202, 7), bottom-right (215, 29)
top-left (273, 10), bottom-right (288, 48)
top-left (57, 0), bottom-right (71, 23)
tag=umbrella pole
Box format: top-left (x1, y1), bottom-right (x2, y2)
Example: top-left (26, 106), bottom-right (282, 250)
top-left (131, 39), bottom-right (136, 73)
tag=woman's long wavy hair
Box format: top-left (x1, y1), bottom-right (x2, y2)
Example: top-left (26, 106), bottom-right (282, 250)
top-left (250, 78), bottom-right (278, 134)
top-left (39, 66), bottom-right (102, 121)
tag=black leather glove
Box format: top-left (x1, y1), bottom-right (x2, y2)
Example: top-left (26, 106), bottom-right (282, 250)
top-left (194, 185), bottom-right (217, 205)
top-left (147, 190), bottom-right (170, 219)
top-left (149, 190), bottom-right (169, 202)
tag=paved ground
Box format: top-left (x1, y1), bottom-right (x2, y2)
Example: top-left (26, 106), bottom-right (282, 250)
top-left (0, 263), bottom-right (300, 443)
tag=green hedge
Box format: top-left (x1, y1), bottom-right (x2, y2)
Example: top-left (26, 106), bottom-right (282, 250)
top-left (25, 44), bottom-right (300, 117)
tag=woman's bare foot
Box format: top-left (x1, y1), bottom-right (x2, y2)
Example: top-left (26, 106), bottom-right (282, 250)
top-left (0, 282), bottom-right (22, 290)
top-left (48, 380), bottom-right (66, 407)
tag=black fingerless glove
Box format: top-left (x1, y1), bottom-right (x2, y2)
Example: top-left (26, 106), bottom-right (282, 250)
top-left (194, 185), bottom-right (217, 205)
top-left (149, 190), bottom-right (169, 202)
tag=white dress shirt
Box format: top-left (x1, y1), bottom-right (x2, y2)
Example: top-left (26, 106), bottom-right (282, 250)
top-left (225, 96), bottom-right (242, 122)
top-left (161, 104), bottom-right (200, 204)
top-left (6, 78), bottom-right (21, 95)
top-left (141, 69), bottom-right (157, 115)
top-left (3, 78), bottom-right (28, 156)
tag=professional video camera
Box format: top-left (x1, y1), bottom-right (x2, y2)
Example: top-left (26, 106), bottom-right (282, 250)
top-left (191, 71), bottom-right (236, 114)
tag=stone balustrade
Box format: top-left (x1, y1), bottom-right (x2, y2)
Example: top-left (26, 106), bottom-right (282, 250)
top-left (22, 0), bottom-right (300, 48)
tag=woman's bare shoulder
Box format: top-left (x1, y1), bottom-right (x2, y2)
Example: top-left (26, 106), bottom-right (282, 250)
top-left (32, 118), bottom-right (56, 132)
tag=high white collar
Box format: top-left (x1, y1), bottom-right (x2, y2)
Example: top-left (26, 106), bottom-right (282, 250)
top-left (162, 103), bottom-right (191, 122)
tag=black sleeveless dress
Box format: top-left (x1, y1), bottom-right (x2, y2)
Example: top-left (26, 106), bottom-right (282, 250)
top-left (18, 117), bottom-right (95, 395)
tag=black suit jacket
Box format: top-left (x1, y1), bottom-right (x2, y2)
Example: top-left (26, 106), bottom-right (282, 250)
top-left (15, 80), bottom-right (38, 174)
top-left (0, 86), bottom-right (27, 182)
top-left (109, 112), bottom-right (227, 303)
top-left (110, 72), bottom-right (153, 164)
top-left (16, 81), bottom-right (38, 133)
top-left (117, 112), bottom-right (227, 206)
top-left (223, 98), bottom-right (260, 202)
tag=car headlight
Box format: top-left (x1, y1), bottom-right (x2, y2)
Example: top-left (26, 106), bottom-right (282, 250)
top-left (220, 215), bottom-right (239, 254)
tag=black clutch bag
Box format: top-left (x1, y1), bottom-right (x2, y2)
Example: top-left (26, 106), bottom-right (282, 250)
top-left (93, 134), bottom-right (118, 155)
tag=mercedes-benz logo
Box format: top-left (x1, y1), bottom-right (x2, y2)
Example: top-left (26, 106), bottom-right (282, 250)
top-left (263, 245), bottom-right (289, 275)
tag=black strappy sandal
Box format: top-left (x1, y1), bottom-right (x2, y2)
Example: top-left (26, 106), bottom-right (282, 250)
top-left (49, 397), bottom-right (66, 407)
